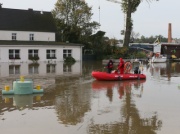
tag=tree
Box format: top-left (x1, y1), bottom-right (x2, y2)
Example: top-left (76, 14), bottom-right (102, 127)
top-left (52, 0), bottom-right (99, 43)
top-left (89, 31), bottom-right (106, 59)
top-left (121, 0), bottom-right (159, 47)
top-left (133, 35), bottom-right (167, 43)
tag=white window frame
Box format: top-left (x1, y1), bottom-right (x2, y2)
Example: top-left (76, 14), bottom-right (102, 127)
top-left (9, 49), bottom-right (20, 59)
top-left (46, 49), bottom-right (56, 59)
top-left (28, 49), bottom-right (39, 58)
top-left (63, 49), bottom-right (72, 58)
top-left (12, 33), bottom-right (17, 40)
top-left (29, 34), bottom-right (34, 41)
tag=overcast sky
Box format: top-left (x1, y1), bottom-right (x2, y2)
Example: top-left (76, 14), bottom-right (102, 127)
top-left (1, 0), bottom-right (179, 39)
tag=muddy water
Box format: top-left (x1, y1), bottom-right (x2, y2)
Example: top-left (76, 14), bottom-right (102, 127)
top-left (0, 61), bottom-right (180, 134)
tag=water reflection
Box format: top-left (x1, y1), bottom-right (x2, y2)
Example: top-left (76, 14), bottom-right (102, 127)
top-left (1, 61), bottom-right (180, 133)
top-left (90, 80), bottom-right (162, 134)
top-left (29, 63), bottom-right (39, 74)
top-left (147, 62), bottom-right (180, 81)
top-left (0, 62), bottom-right (83, 91)
top-left (0, 61), bottom-right (82, 77)
top-left (148, 63), bottom-right (167, 80)
top-left (1, 94), bottom-right (43, 111)
top-left (54, 77), bottom-right (92, 125)
top-left (92, 80), bottom-right (145, 100)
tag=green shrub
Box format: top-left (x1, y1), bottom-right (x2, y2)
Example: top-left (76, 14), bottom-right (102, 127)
top-left (64, 56), bottom-right (76, 64)
top-left (29, 56), bottom-right (39, 62)
top-left (135, 51), bottom-right (146, 58)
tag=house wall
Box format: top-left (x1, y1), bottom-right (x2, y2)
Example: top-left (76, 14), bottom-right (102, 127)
top-left (0, 45), bottom-right (82, 62)
top-left (153, 45), bottom-right (161, 53)
top-left (0, 30), bottom-right (55, 41)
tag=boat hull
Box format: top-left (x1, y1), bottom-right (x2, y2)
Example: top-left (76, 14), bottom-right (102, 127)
top-left (91, 71), bottom-right (146, 81)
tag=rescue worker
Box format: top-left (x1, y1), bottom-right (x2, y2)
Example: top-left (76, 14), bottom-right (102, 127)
top-left (118, 58), bottom-right (124, 74)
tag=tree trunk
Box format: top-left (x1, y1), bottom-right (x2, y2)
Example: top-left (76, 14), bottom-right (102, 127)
top-left (123, 0), bottom-right (132, 47)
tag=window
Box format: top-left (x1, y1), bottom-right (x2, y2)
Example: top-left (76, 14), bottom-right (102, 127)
top-left (9, 65), bottom-right (20, 75)
top-left (29, 34), bottom-right (34, 41)
top-left (63, 49), bottom-right (72, 58)
top-left (46, 64), bottom-right (56, 73)
top-left (12, 33), bottom-right (17, 40)
top-left (9, 49), bottom-right (20, 59)
top-left (46, 50), bottom-right (56, 59)
top-left (28, 49), bottom-right (39, 59)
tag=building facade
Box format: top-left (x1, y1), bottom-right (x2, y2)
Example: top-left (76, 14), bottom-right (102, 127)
top-left (0, 43), bottom-right (83, 63)
top-left (0, 30), bottom-right (55, 42)
top-left (0, 6), bottom-right (83, 63)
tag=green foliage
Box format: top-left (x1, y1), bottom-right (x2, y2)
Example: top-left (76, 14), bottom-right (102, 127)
top-left (29, 56), bottom-right (39, 62)
top-left (121, 0), bottom-right (158, 47)
top-left (134, 35), bottom-right (168, 43)
top-left (52, 0), bottom-right (100, 43)
top-left (121, 0), bottom-right (141, 47)
top-left (121, 0), bottom-right (141, 13)
top-left (104, 47), bottom-right (147, 59)
top-left (104, 47), bottom-right (129, 59)
top-left (51, 0), bottom-right (159, 60)
top-left (88, 31), bottom-right (106, 60)
top-left (134, 51), bottom-right (147, 58)
top-left (64, 56), bottom-right (76, 64)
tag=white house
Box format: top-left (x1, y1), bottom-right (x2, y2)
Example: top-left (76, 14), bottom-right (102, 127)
top-left (0, 5), bottom-right (83, 63)
top-left (0, 43), bottom-right (83, 63)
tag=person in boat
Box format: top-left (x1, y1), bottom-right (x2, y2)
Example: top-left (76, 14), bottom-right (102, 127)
top-left (105, 59), bottom-right (114, 73)
top-left (134, 66), bottom-right (141, 74)
top-left (117, 58), bottom-right (125, 74)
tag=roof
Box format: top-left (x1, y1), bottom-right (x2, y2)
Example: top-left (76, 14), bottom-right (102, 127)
top-left (0, 7), bottom-right (57, 32)
top-left (0, 41), bottom-right (83, 46)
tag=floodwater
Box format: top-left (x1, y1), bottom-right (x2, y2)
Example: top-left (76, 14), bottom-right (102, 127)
top-left (0, 61), bottom-right (180, 134)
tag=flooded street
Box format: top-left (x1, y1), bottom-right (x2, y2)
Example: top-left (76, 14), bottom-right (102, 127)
top-left (0, 61), bottom-right (180, 134)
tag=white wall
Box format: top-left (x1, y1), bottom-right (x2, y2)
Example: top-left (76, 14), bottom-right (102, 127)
top-left (0, 30), bottom-right (55, 41)
top-left (153, 44), bottom-right (161, 53)
top-left (0, 45), bottom-right (83, 62)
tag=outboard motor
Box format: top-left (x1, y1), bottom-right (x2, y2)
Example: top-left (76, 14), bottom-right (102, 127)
top-left (134, 66), bottom-right (141, 74)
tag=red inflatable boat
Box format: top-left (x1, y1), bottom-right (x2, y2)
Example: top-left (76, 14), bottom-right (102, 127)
top-left (91, 71), bottom-right (146, 81)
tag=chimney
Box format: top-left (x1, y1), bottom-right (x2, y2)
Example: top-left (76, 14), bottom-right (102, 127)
top-left (168, 23), bottom-right (172, 43)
